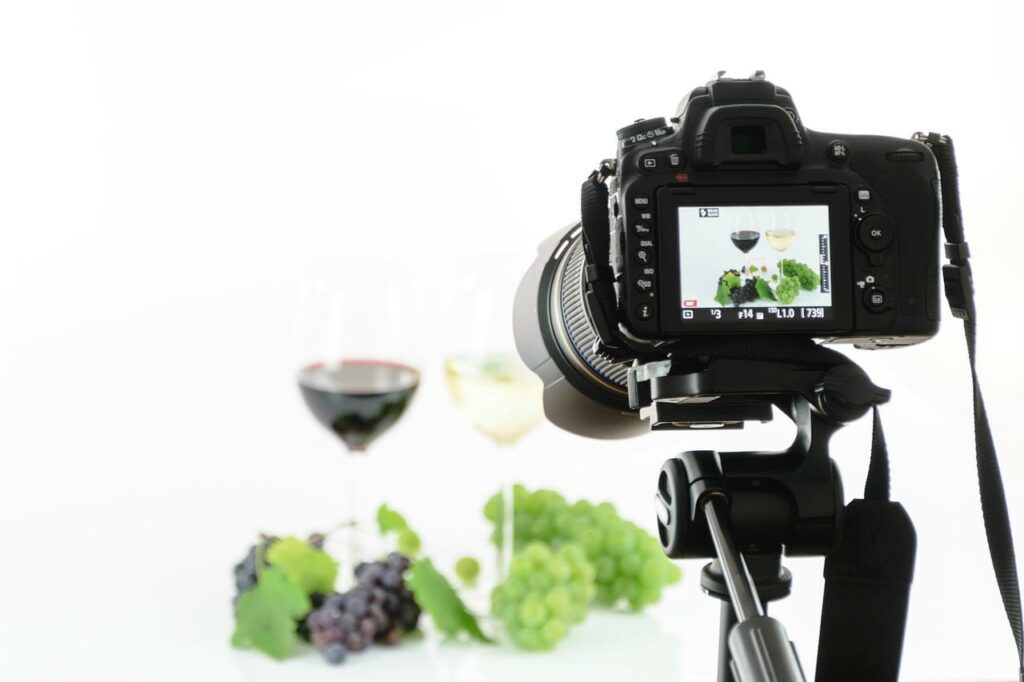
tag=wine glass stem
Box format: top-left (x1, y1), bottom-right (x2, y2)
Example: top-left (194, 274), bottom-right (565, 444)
top-left (341, 448), bottom-right (365, 585)
top-left (496, 443), bottom-right (514, 582)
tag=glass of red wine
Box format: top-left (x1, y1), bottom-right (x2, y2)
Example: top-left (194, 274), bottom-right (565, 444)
top-left (293, 259), bottom-right (420, 576)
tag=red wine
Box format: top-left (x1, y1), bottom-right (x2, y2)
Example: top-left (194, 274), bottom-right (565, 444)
top-left (298, 360), bottom-right (420, 452)
top-left (730, 230), bottom-right (760, 253)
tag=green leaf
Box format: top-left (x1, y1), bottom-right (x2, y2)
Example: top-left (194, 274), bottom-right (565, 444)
top-left (396, 528), bottom-right (421, 556)
top-left (406, 558), bottom-right (492, 643)
top-left (231, 566), bottom-right (311, 660)
top-left (378, 503), bottom-right (421, 557)
top-left (265, 536), bottom-right (338, 595)
top-left (720, 270), bottom-right (741, 290)
top-left (714, 282), bottom-right (732, 306)
top-left (754, 277), bottom-right (776, 301)
top-left (377, 503), bottom-right (409, 534)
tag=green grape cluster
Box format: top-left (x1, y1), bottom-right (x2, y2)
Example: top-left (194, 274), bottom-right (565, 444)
top-left (491, 542), bottom-right (595, 651)
top-left (484, 486), bottom-right (682, 610)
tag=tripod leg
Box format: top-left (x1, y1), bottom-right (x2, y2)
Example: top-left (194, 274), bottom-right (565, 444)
top-left (718, 601), bottom-right (738, 682)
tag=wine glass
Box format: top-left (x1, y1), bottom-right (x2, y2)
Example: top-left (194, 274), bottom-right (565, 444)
top-left (441, 254), bottom-right (544, 586)
top-left (292, 259), bottom-right (421, 578)
top-left (730, 230), bottom-right (760, 254)
top-left (765, 211), bottom-right (796, 280)
top-left (730, 208), bottom-right (760, 254)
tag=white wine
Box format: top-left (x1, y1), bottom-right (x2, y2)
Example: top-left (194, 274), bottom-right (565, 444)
top-left (444, 353), bottom-right (544, 445)
top-left (765, 228), bottom-right (796, 252)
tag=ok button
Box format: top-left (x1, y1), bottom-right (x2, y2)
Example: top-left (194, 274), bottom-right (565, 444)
top-left (857, 214), bottom-right (894, 251)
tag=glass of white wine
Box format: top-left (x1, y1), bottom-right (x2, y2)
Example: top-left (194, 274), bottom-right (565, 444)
top-left (442, 255), bottom-right (544, 585)
top-left (765, 209), bottom-right (797, 280)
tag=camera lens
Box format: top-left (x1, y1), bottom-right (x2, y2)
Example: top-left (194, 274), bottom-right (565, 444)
top-left (513, 224), bottom-right (647, 439)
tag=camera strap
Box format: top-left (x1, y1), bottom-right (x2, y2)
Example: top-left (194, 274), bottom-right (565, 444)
top-left (815, 408), bottom-right (917, 681)
top-left (920, 132), bottom-right (1024, 681)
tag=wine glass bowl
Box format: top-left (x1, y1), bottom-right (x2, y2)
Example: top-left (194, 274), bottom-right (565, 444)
top-left (298, 360), bottom-right (420, 452)
top-left (765, 228), bottom-right (796, 252)
top-left (444, 353), bottom-right (543, 446)
top-left (730, 230), bottom-right (760, 254)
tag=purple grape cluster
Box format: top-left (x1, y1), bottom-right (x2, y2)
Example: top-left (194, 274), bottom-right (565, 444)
top-left (306, 553), bottom-right (420, 665)
top-left (729, 278), bottom-right (758, 306)
top-left (232, 535), bottom-right (279, 602)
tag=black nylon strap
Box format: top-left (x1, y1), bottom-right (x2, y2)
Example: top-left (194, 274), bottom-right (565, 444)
top-left (864, 405), bottom-right (890, 502)
top-left (580, 168), bottom-right (611, 269)
top-left (924, 133), bottom-right (1024, 680)
top-left (579, 165), bottom-right (627, 354)
top-left (816, 405), bottom-right (914, 682)
top-left (815, 497), bottom-right (916, 682)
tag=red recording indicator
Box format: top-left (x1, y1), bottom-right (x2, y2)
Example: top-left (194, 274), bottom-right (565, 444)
top-left (683, 299), bottom-right (698, 308)
top-left (675, 173), bottom-right (689, 183)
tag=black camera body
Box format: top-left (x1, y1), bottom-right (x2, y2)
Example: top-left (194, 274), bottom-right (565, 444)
top-left (609, 74), bottom-right (941, 349)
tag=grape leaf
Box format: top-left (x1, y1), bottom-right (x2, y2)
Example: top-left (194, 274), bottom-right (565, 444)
top-left (377, 503), bottom-right (410, 534)
top-left (754, 277), bottom-right (776, 301)
top-left (396, 528), bottom-right (421, 555)
top-left (378, 503), bottom-right (422, 557)
top-left (714, 282), bottom-right (732, 306)
top-left (231, 566), bottom-right (311, 660)
top-left (406, 558), bottom-right (492, 643)
top-left (265, 536), bottom-right (338, 595)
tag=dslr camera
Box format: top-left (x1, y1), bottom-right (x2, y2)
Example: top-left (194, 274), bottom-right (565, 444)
top-left (514, 72), bottom-right (943, 437)
top-left (513, 73), bottom-right (1024, 682)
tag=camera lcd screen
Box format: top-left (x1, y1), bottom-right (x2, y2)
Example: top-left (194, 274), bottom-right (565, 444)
top-left (676, 204), bottom-right (833, 324)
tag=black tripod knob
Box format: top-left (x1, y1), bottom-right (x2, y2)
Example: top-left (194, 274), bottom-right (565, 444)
top-left (656, 457), bottom-right (692, 559)
top-left (814, 364), bottom-right (891, 423)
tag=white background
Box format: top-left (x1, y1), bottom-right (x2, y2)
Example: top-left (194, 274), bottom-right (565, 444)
top-left (1, 1), bottom-right (1023, 681)
top-left (678, 204), bottom-right (832, 308)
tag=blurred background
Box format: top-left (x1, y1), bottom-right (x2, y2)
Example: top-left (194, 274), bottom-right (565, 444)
top-left (1, 1), bottom-right (1022, 680)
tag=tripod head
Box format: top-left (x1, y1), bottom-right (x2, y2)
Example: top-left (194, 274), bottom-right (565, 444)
top-left (636, 355), bottom-right (889, 560)
top-left (633, 353), bottom-right (892, 682)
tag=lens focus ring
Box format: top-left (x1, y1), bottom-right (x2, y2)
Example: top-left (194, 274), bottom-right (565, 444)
top-left (551, 235), bottom-right (630, 392)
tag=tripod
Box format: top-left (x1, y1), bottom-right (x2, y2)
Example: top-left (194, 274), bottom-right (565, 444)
top-left (633, 354), bottom-right (892, 682)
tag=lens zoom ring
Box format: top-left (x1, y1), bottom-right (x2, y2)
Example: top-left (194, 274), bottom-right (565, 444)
top-left (559, 238), bottom-right (629, 388)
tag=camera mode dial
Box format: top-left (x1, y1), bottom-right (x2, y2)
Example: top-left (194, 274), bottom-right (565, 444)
top-left (617, 118), bottom-right (669, 145)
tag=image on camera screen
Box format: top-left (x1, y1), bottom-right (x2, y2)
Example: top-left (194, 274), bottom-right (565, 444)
top-left (677, 205), bottom-right (832, 320)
